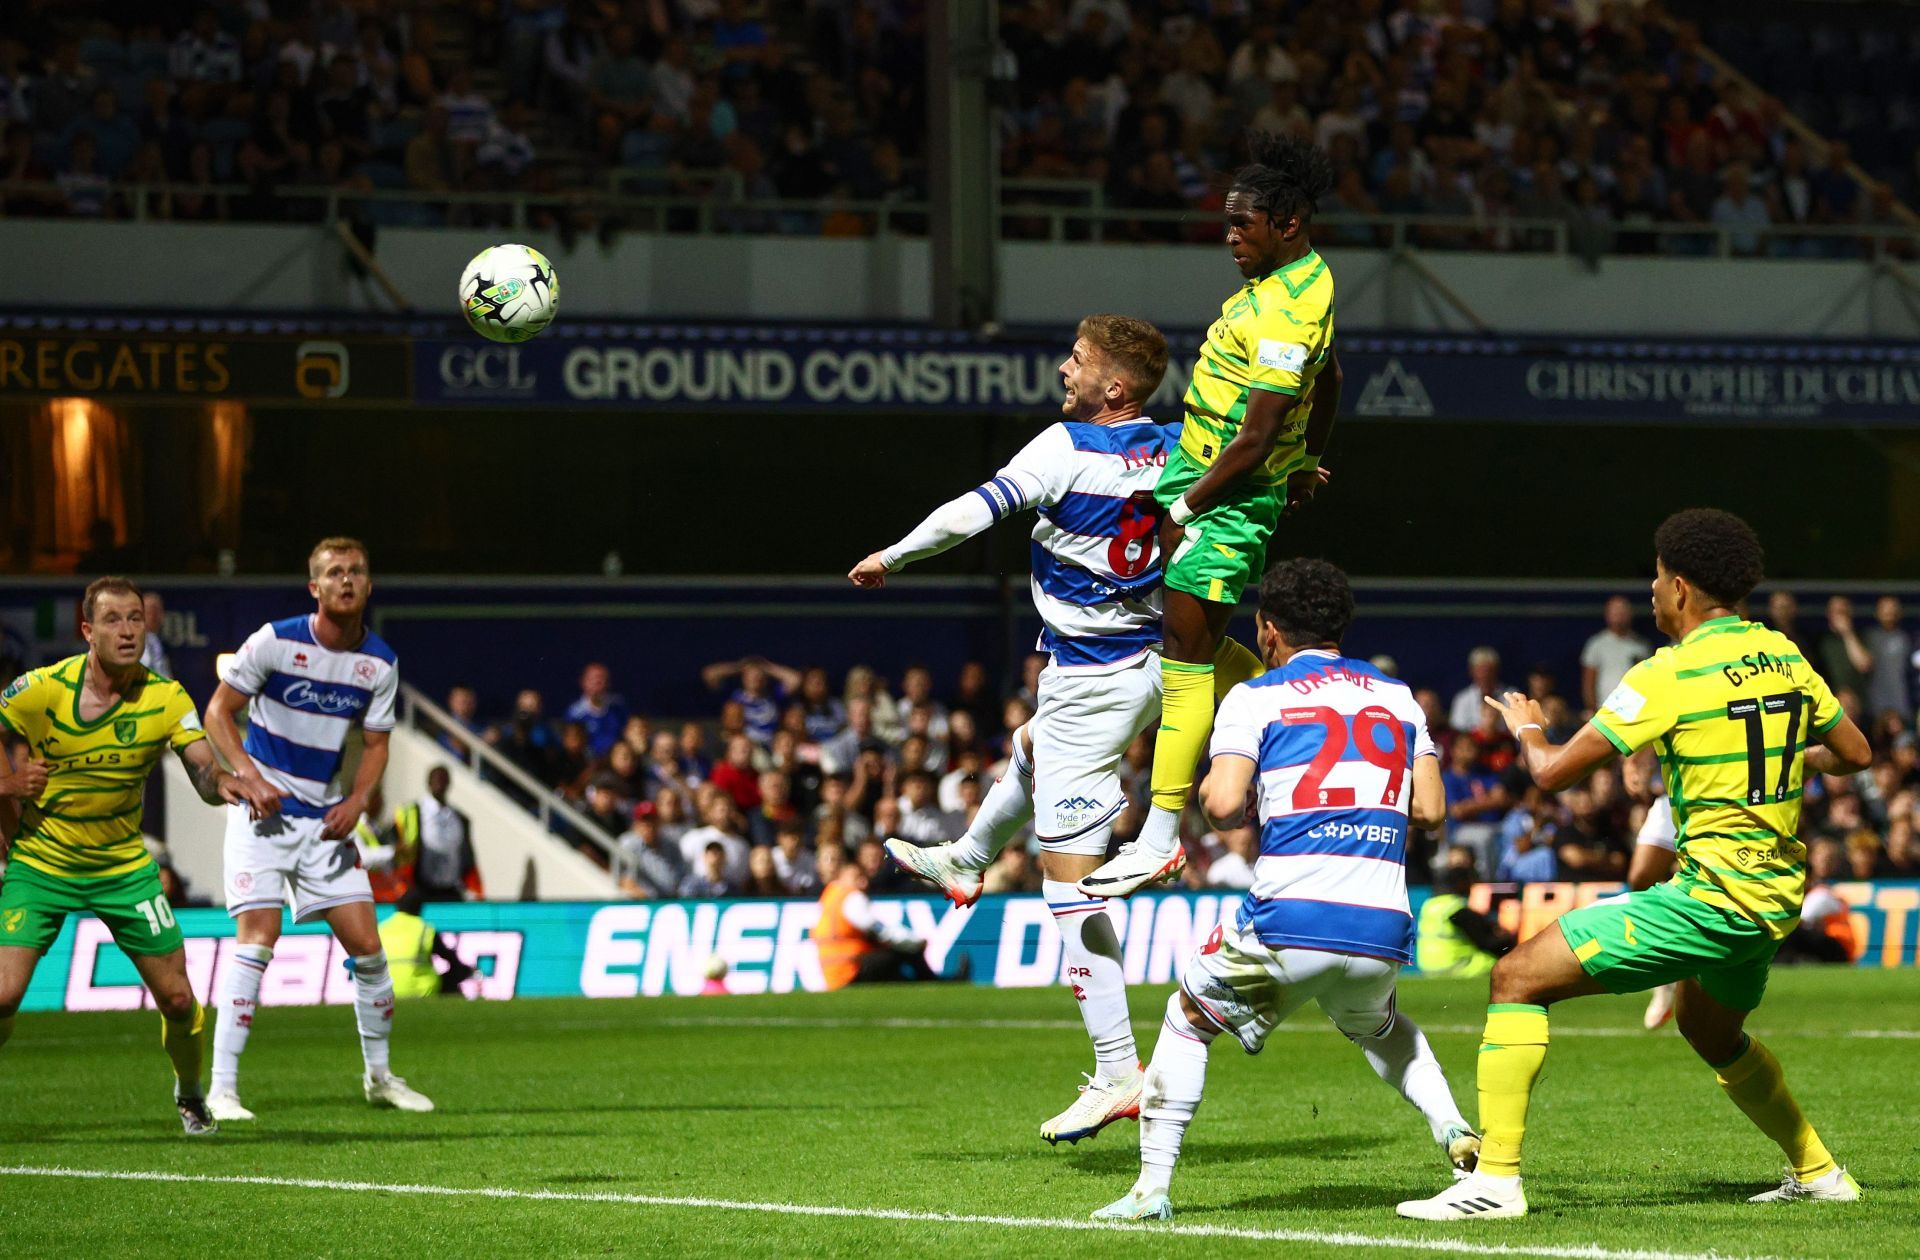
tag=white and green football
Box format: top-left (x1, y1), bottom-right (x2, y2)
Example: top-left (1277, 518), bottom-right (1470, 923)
top-left (460, 243), bottom-right (559, 343)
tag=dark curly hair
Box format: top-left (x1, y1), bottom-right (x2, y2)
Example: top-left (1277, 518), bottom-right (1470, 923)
top-left (1257, 558), bottom-right (1354, 648)
top-left (1653, 509), bottom-right (1765, 608)
top-left (1230, 130), bottom-right (1335, 225)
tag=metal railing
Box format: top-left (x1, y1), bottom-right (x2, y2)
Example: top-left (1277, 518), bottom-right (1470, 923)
top-left (5, 176), bottom-right (1920, 259)
top-left (397, 683), bottom-right (619, 864)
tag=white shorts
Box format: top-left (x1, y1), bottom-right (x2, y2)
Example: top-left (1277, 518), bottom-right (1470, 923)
top-left (224, 804), bottom-right (374, 923)
top-left (1636, 795), bottom-right (1677, 852)
top-left (1031, 652), bottom-right (1162, 853)
top-left (1180, 914), bottom-right (1400, 1054)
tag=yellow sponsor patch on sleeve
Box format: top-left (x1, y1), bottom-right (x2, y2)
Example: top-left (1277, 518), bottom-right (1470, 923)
top-left (1573, 938), bottom-right (1605, 964)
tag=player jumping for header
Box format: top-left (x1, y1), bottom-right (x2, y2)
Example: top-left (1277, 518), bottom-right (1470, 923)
top-left (1400, 509), bottom-right (1871, 1221)
top-left (0, 577), bottom-right (282, 1134)
top-left (851, 314), bottom-right (1184, 1146)
top-left (1083, 130), bottom-right (1342, 899)
top-left (203, 537), bottom-right (434, 1120)
top-left (1091, 558), bottom-right (1478, 1223)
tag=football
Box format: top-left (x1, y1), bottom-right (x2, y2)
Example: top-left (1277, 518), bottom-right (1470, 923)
top-left (460, 243), bottom-right (560, 343)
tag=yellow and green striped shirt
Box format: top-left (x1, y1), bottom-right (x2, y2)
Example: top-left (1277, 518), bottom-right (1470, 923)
top-left (0, 654), bottom-right (206, 877)
top-left (1180, 249), bottom-right (1335, 489)
top-left (1591, 617), bottom-right (1841, 939)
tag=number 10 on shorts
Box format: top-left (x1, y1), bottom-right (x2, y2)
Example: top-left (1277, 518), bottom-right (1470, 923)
top-left (136, 895), bottom-right (177, 936)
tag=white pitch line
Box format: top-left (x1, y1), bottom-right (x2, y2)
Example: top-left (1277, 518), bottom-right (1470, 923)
top-left (0, 1165), bottom-right (1776, 1260)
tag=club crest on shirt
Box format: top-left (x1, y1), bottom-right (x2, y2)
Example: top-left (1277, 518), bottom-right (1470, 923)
top-left (353, 659), bottom-right (377, 686)
top-left (114, 718), bottom-right (137, 745)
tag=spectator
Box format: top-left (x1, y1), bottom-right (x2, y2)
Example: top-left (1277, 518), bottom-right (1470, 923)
top-left (703, 656), bottom-right (800, 745)
top-left (1449, 646), bottom-right (1510, 733)
top-left (490, 688), bottom-right (557, 783)
top-left (749, 769), bottom-right (798, 847)
top-left (1863, 596), bottom-right (1913, 722)
top-left (895, 769), bottom-right (959, 845)
top-left (813, 774), bottom-right (872, 848)
top-left (139, 590), bottom-right (171, 676)
top-left (439, 684), bottom-right (482, 757)
top-left (615, 801), bottom-right (688, 899)
top-left (580, 778), bottom-right (629, 856)
top-left (679, 790), bottom-right (751, 885)
top-left (1497, 803), bottom-right (1559, 883)
top-left (744, 844), bottom-right (786, 896)
top-left (678, 841), bottom-right (737, 898)
top-left (1553, 785), bottom-right (1627, 879)
top-left (652, 786), bottom-right (692, 853)
top-left (1821, 596), bottom-right (1873, 699)
top-left (405, 766), bottom-right (482, 902)
top-left (797, 666), bottom-right (848, 742)
top-left (1443, 735), bottom-right (1509, 876)
top-left (709, 733), bottom-right (762, 812)
top-left (987, 838), bottom-right (1044, 894)
top-left (771, 819), bottom-right (820, 895)
top-left (1579, 596), bottom-right (1650, 712)
top-left (897, 665), bottom-right (950, 743)
top-left (566, 662), bottom-right (631, 758)
top-left (170, 11), bottom-right (241, 86)
top-left (1765, 590), bottom-right (1805, 653)
top-left (1710, 162), bottom-right (1771, 256)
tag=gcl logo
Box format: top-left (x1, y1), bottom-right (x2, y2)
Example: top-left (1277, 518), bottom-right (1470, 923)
top-left (295, 341), bottom-right (351, 399)
top-left (439, 345), bottom-right (537, 393)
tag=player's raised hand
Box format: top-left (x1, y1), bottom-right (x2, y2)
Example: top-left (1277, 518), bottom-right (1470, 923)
top-left (1484, 690), bottom-right (1547, 739)
top-left (1282, 464), bottom-right (1331, 517)
top-left (848, 552), bottom-right (891, 588)
top-left (1, 758), bottom-right (49, 800)
top-left (222, 771), bottom-right (287, 821)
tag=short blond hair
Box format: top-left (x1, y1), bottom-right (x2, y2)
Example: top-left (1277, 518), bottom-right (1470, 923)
top-left (308, 536), bottom-right (369, 579)
top-left (1076, 314), bottom-right (1170, 403)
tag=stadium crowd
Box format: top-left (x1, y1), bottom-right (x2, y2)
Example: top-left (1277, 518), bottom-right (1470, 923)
top-left (0, 0), bottom-right (1911, 254)
top-left (425, 593), bottom-right (1920, 905)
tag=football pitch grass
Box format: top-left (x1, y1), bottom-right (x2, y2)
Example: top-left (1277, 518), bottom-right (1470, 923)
top-left (1, 967), bottom-right (1913, 1258)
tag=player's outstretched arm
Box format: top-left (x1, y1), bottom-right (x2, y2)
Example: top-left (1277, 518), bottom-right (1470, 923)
top-left (1805, 714), bottom-right (1871, 777)
top-left (177, 738), bottom-right (282, 817)
top-left (1485, 691), bottom-right (1619, 792)
top-left (848, 487), bottom-right (1002, 588)
top-left (1198, 753), bottom-right (1257, 831)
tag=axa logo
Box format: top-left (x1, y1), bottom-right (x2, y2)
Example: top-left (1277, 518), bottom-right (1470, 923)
top-left (1055, 796), bottom-right (1102, 812)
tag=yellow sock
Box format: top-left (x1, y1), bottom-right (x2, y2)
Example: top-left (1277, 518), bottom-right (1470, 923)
top-left (1714, 1036), bottom-right (1836, 1181)
top-left (1151, 659), bottom-right (1216, 812)
top-left (162, 1000), bottom-right (207, 1099)
top-left (1212, 635), bottom-right (1266, 700)
top-left (1477, 1003), bottom-right (1550, 1177)
top-left (0, 1012), bottom-right (12, 1050)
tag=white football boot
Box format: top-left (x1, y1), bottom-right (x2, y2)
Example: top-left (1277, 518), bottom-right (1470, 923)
top-left (883, 838), bottom-right (985, 908)
top-left (365, 1073), bottom-right (435, 1112)
top-left (1090, 1188), bottom-right (1173, 1222)
top-left (1396, 1172), bottom-right (1528, 1220)
top-left (1075, 843), bottom-right (1188, 898)
top-left (206, 1090), bottom-right (256, 1122)
top-left (1040, 1066), bottom-right (1143, 1146)
top-left (1748, 1166), bottom-right (1861, 1203)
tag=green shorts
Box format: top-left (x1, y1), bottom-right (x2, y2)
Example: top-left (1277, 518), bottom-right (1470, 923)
top-left (0, 859), bottom-right (184, 957)
top-left (1156, 446), bottom-right (1284, 605)
top-left (1556, 880), bottom-right (1779, 1012)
